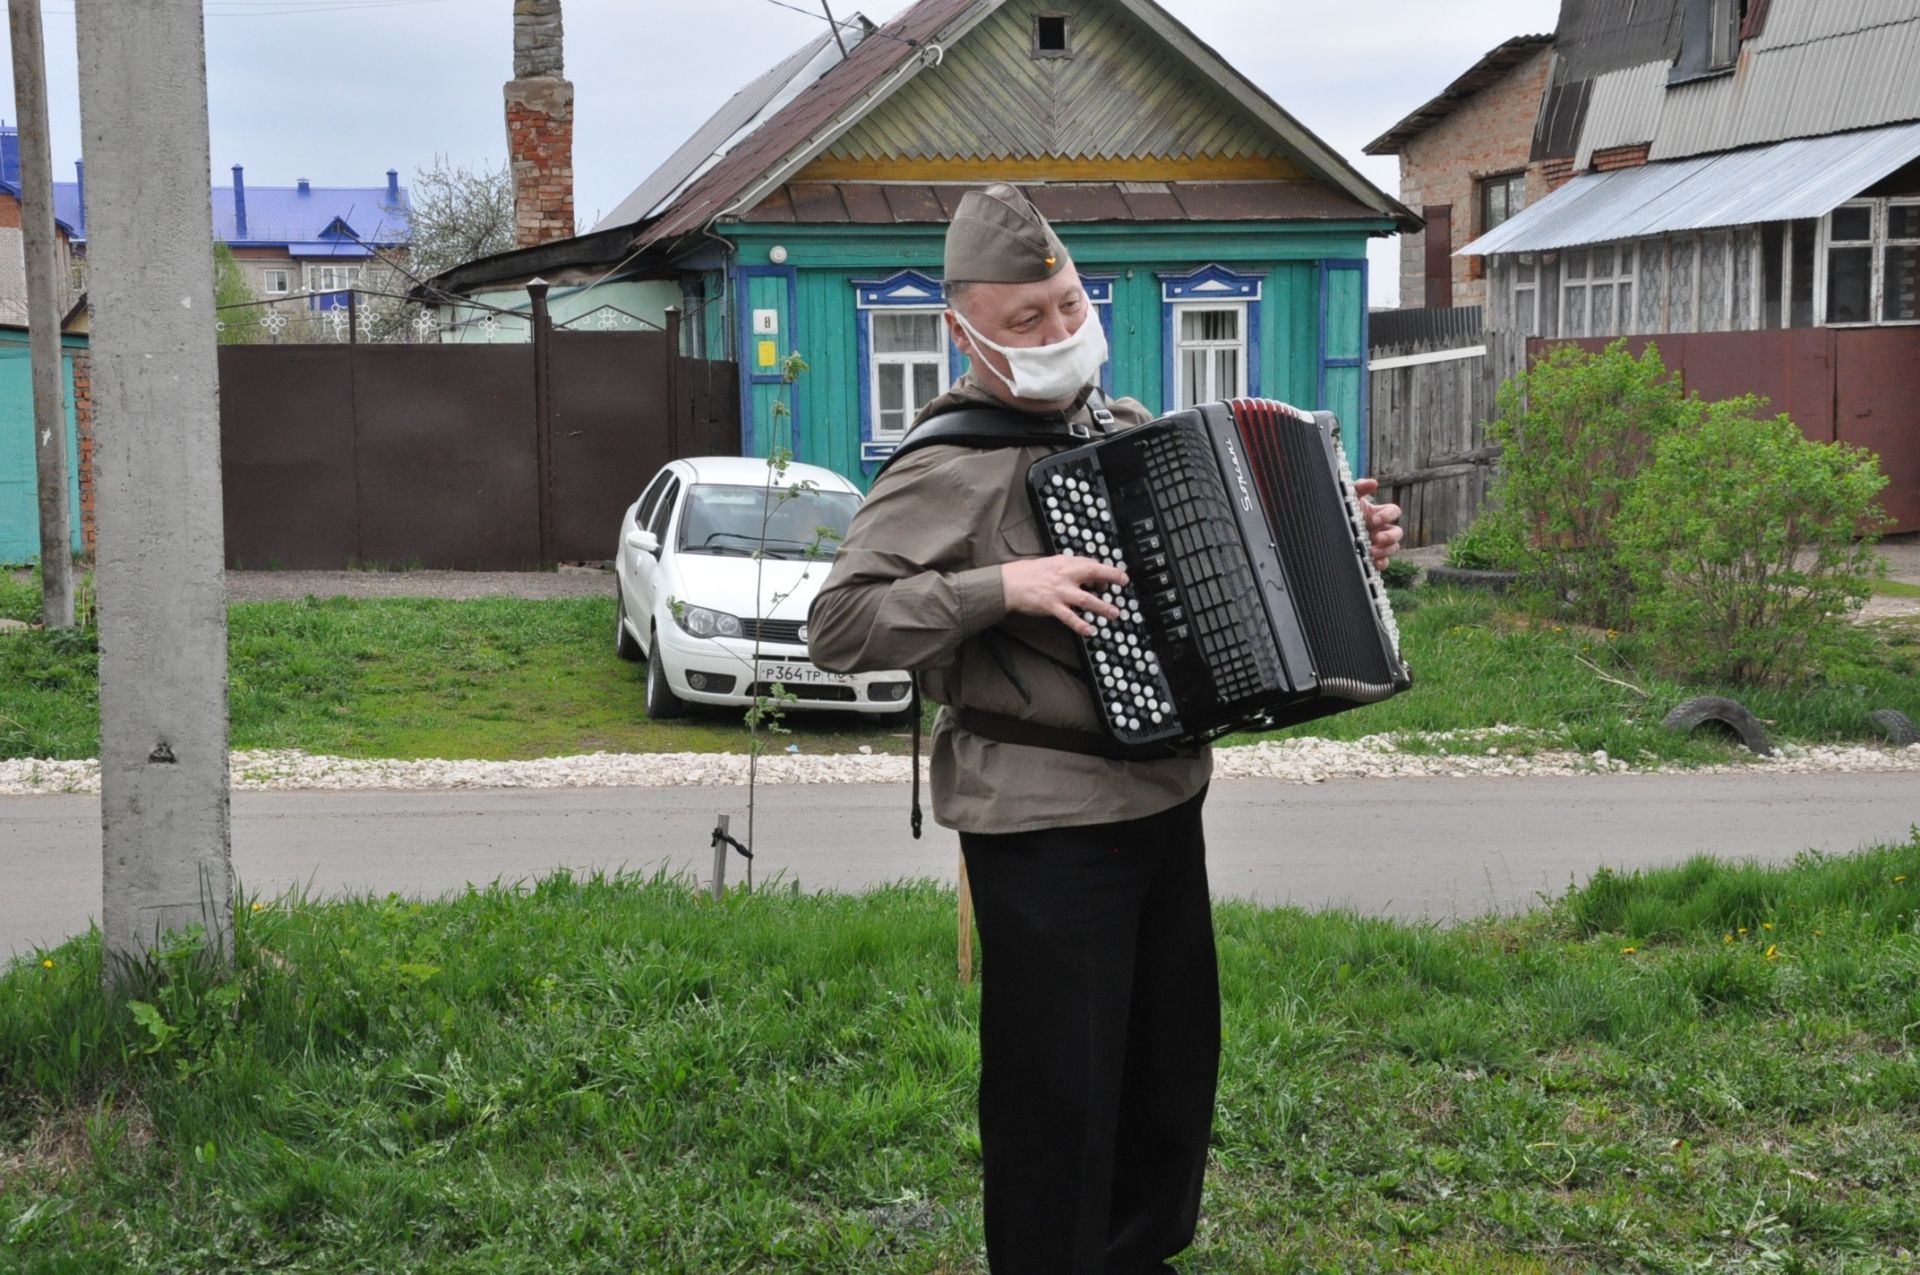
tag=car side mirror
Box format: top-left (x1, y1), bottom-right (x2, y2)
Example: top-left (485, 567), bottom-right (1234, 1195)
top-left (626, 528), bottom-right (661, 556)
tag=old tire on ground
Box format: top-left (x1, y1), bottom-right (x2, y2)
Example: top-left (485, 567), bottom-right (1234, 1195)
top-left (1661, 695), bottom-right (1773, 755)
top-left (615, 590), bottom-right (643, 662)
top-left (1423, 564), bottom-right (1519, 593)
top-left (644, 628), bottom-right (685, 719)
top-left (1868, 708), bottom-right (1919, 746)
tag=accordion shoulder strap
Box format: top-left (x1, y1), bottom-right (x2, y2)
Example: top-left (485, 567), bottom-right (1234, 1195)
top-left (876, 391), bottom-right (1118, 480)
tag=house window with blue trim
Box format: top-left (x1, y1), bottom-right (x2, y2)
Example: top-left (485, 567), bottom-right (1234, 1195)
top-left (872, 310), bottom-right (948, 439)
top-left (1161, 264), bottom-right (1262, 411)
top-left (1173, 305), bottom-right (1246, 407)
top-left (854, 270), bottom-right (953, 461)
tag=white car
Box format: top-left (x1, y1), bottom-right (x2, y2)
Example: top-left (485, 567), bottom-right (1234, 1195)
top-left (614, 456), bottom-right (913, 719)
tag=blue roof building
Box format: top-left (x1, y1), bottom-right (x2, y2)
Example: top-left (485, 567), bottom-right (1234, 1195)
top-left (1, 126), bottom-right (410, 319)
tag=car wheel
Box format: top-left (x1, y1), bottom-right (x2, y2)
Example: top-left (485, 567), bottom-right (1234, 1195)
top-left (644, 627), bottom-right (686, 719)
top-left (615, 590), bottom-right (643, 662)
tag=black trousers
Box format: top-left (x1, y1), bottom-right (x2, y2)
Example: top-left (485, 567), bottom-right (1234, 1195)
top-left (958, 787), bottom-right (1219, 1275)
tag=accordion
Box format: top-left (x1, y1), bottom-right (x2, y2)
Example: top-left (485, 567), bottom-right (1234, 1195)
top-left (1026, 398), bottom-right (1411, 751)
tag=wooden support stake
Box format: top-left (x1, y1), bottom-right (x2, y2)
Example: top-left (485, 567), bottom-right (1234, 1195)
top-left (709, 814), bottom-right (729, 901)
top-left (957, 850), bottom-right (975, 984)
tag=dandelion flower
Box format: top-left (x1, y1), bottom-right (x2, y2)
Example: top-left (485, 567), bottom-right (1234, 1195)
top-left (41, 958), bottom-right (54, 970)
top-left (1762, 922), bottom-right (1774, 931)
top-left (1738, 927), bottom-right (1748, 935)
top-left (1896, 875), bottom-right (1909, 884)
top-left (1765, 944), bottom-right (1779, 960)
top-left (1723, 933), bottom-right (1735, 944)
top-left (1620, 946), bottom-right (1638, 955)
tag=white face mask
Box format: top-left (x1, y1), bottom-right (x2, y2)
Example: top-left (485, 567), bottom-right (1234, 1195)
top-left (951, 303), bottom-right (1109, 402)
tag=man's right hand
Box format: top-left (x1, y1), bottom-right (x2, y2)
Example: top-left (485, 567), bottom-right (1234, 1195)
top-left (1001, 555), bottom-right (1128, 636)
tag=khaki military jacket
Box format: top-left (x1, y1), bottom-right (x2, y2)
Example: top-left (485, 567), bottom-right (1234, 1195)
top-left (808, 372), bottom-right (1212, 835)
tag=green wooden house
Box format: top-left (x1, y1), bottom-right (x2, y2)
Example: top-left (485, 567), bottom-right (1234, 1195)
top-left (0, 325), bottom-right (86, 565)
top-left (432, 0), bottom-right (1415, 481)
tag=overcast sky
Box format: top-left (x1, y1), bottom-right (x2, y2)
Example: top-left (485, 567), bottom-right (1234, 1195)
top-left (5, 0), bottom-right (1561, 303)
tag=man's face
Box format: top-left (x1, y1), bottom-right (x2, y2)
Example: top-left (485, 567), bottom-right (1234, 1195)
top-left (946, 261), bottom-right (1090, 412)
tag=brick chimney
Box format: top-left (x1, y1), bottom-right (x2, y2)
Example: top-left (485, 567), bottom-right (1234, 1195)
top-left (505, 0), bottom-right (574, 248)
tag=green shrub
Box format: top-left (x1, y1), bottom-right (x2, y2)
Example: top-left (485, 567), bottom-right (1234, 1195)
top-left (1488, 340), bottom-right (1695, 625)
top-left (1378, 556), bottom-right (1419, 589)
top-left (1444, 511), bottom-right (1524, 570)
top-left (1615, 397), bottom-right (1888, 686)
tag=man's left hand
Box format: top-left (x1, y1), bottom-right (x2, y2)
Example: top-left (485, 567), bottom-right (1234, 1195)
top-left (1352, 478), bottom-right (1404, 569)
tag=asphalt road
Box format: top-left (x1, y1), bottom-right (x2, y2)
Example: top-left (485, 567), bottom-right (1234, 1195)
top-left (5, 771), bottom-right (1917, 959)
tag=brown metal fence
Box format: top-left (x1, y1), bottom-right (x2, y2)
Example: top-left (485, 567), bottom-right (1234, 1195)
top-left (1530, 329), bottom-right (1920, 533)
top-left (219, 316), bottom-right (740, 569)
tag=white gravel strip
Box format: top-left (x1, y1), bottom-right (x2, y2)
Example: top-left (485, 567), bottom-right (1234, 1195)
top-left (4, 731), bottom-right (1918, 796)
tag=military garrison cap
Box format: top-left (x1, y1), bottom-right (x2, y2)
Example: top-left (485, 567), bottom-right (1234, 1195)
top-left (942, 182), bottom-right (1070, 284)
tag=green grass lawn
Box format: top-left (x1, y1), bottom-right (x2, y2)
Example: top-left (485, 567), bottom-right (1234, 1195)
top-left (4, 838), bottom-right (1919, 1271)
top-left (3, 586), bottom-right (1917, 763)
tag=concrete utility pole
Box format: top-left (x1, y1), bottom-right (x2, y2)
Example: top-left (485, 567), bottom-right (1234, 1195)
top-left (7, 0), bottom-right (75, 629)
top-left (74, 0), bottom-right (232, 981)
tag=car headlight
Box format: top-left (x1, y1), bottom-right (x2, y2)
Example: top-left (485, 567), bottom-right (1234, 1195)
top-left (676, 605), bottom-right (743, 639)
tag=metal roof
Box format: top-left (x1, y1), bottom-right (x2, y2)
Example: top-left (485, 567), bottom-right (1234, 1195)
top-left (1531, 0), bottom-right (1682, 161)
top-left (632, 0), bottom-right (1414, 250)
top-left (1652, 6), bottom-right (1920, 159)
top-left (634, 0), bottom-right (988, 248)
top-left (1362, 35), bottom-right (1553, 156)
top-left (1573, 60), bottom-right (1666, 168)
top-left (1459, 119), bottom-right (1920, 254)
top-left (589, 27), bottom-right (844, 232)
top-left (1756, 0), bottom-right (1920, 46)
top-left (209, 182), bottom-right (410, 250)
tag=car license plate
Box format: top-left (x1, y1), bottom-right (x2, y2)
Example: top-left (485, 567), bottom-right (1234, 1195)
top-left (756, 661), bottom-right (852, 686)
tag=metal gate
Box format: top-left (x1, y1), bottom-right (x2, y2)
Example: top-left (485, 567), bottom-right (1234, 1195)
top-left (218, 316), bottom-right (741, 569)
top-left (1531, 328), bottom-right (1920, 533)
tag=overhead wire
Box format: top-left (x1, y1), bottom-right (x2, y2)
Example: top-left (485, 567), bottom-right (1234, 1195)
top-left (561, 1), bottom-right (942, 327)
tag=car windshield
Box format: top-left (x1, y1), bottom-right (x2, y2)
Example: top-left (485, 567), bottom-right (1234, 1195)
top-left (676, 483), bottom-right (862, 560)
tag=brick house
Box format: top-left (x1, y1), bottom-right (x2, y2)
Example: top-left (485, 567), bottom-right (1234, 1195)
top-left (1449, 0), bottom-right (1920, 532)
top-left (1363, 35), bottom-right (1553, 310)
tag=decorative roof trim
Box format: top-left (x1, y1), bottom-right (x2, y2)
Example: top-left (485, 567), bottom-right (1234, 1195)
top-left (1159, 262), bottom-right (1263, 303)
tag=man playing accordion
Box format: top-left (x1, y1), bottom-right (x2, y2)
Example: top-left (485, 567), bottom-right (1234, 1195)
top-left (809, 183), bottom-right (1403, 1273)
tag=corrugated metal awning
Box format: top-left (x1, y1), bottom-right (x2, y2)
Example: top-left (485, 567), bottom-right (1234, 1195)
top-left (1460, 120), bottom-right (1920, 255)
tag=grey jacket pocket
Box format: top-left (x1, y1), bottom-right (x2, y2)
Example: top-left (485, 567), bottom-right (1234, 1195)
top-left (997, 512), bottom-right (1044, 559)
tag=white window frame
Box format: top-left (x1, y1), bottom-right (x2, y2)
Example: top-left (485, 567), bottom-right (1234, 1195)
top-left (260, 267), bottom-right (290, 295)
top-left (1511, 253), bottom-right (1542, 336)
top-left (1817, 198), bottom-right (1920, 327)
top-left (866, 307), bottom-right (949, 442)
top-left (1559, 240), bottom-right (1639, 338)
top-left (1171, 301), bottom-right (1248, 409)
top-left (305, 264), bottom-right (361, 294)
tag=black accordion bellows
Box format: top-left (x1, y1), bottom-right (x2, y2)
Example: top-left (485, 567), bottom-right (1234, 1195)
top-left (1026, 398), bottom-right (1410, 752)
